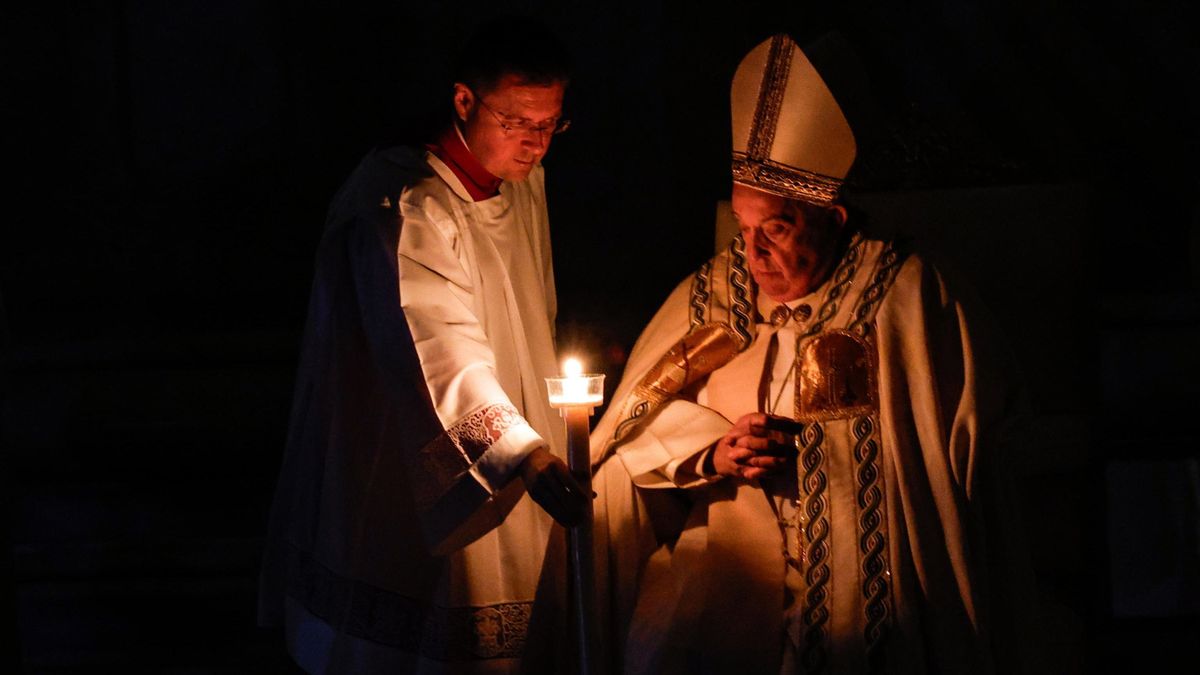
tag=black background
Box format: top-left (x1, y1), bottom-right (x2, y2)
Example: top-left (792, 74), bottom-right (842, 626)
top-left (4, 1), bottom-right (1198, 672)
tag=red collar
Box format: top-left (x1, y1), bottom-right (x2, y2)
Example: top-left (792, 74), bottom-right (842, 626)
top-left (426, 125), bottom-right (502, 201)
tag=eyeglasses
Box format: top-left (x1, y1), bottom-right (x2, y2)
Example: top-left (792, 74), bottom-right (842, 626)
top-left (475, 95), bottom-right (571, 140)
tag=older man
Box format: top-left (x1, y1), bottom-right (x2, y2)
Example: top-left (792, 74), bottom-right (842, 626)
top-left (580, 33), bottom-right (1040, 675)
top-left (259, 16), bottom-right (586, 675)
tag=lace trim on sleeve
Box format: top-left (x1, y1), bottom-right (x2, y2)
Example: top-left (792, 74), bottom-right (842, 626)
top-left (414, 403), bottom-right (526, 507)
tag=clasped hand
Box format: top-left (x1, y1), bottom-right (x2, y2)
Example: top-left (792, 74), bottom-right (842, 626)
top-left (518, 446), bottom-right (587, 527)
top-left (711, 412), bottom-right (798, 480)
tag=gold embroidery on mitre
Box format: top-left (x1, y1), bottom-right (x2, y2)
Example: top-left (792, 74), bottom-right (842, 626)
top-left (795, 330), bottom-right (878, 422)
top-left (732, 153), bottom-right (843, 206)
top-left (746, 34), bottom-right (793, 161)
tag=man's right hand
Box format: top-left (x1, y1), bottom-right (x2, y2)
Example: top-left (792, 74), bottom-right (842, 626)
top-left (518, 446), bottom-right (586, 527)
top-left (711, 412), bottom-right (796, 480)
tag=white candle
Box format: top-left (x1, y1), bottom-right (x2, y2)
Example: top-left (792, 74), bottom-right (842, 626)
top-left (544, 356), bottom-right (603, 675)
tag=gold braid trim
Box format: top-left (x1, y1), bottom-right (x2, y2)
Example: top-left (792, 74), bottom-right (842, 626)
top-left (732, 152), bottom-right (843, 206)
top-left (689, 261), bottom-right (713, 329)
top-left (727, 234), bottom-right (755, 348)
top-left (853, 414), bottom-right (892, 671)
top-left (798, 421), bottom-right (831, 672)
top-left (746, 34), bottom-right (794, 160)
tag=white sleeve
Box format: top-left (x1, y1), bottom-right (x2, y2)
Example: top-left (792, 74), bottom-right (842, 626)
top-left (614, 398), bottom-right (731, 489)
top-left (397, 194), bottom-right (543, 494)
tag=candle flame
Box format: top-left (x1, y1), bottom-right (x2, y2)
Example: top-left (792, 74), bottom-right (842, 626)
top-left (563, 357), bottom-right (583, 377)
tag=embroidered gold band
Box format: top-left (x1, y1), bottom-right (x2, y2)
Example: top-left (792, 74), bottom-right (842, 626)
top-left (746, 34), bottom-right (793, 160)
top-left (732, 152), bottom-right (843, 206)
top-left (607, 322), bottom-right (744, 449)
top-left (632, 322), bottom-right (743, 408)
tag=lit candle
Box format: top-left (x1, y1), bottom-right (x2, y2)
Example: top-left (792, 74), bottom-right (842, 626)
top-left (547, 357), bottom-right (604, 407)
top-left (544, 357), bottom-right (605, 675)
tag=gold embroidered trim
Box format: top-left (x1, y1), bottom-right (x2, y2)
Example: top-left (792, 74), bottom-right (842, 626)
top-left (690, 260), bottom-right (713, 329)
top-left (747, 34), bottom-right (793, 161)
top-left (607, 322), bottom-right (744, 448)
top-left (853, 414), bottom-right (892, 669)
top-left (797, 421), bottom-right (831, 672)
top-left (732, 152), bottom-right (844, 206)
top-left (799, 232), bottom-right (863, 340)
top-left (848, 238), bottom-right (908, 337)
top-left (728, 234), bottom-right (755, 348)
top-left (794, 330), bottom-right (879, 423)
top-left (633, 323), bottom-right (743, 406)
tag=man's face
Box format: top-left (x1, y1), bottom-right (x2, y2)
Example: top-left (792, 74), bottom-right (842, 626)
top-left (733, 183), bottom-right (846, 302)
top-left (454, 74), bottom-right (566, 182)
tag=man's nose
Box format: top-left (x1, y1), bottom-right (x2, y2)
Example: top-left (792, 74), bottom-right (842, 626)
top-left (744, 229), bottom-right (768, 256)
top-left (522, 130), bottom-right (549, 153)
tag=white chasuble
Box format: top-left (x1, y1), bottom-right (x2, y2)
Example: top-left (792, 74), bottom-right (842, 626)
top-left (581, 233), bottom-right (1040, 675)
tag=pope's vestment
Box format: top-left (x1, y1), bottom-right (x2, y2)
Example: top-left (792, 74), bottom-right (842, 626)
top-left (531, 232), bottom-right (1040, 675)
top-left (260, 145), bottom-right (565, 674)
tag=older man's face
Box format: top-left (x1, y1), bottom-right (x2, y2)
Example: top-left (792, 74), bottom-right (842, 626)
top-left (733, 183), bottom-right (846, 302)
top-left (453, 74), bottom-right (566, 182)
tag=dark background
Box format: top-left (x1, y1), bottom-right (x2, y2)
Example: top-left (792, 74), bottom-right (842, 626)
top-left (4, 1), bottom-right (1198, 673)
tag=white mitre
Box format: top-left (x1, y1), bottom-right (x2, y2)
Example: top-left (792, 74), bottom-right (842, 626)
top-left (730, 34), bottom-right (856, 206)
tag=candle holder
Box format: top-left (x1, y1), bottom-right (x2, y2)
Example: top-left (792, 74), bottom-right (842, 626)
top-left (545, 373), bottom-right (605, 409)
top-left (545, 359), bottom-right (605, 675)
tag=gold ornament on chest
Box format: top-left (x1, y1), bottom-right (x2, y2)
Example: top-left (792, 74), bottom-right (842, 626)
top-left (794, 329), bottom-right (879, 423)
top-left (767, 302), bottom-right (813, 328)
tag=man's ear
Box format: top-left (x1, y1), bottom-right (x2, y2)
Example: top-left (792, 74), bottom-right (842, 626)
top-left (452, 83), bottom-right (473, 122)
top-left (830, 204), bottom-right (848, 228)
